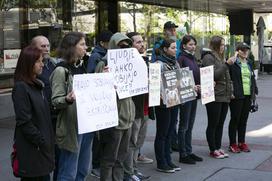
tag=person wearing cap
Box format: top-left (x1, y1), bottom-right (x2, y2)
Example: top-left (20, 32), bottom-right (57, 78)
top-left (228, 42), bottom-right (258, 153)
top-left (98, 33), bottom-right (136, 181)
top-left (151, 21), bottom-right (182, 62)
top-left (87, 30), bottom-right (113, 73)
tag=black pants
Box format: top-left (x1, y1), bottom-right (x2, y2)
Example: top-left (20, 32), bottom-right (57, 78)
top-left (92, 132), bottom-right (101, 169)
top-left (100, 127), bottom-right (131, 181)
top-left (229, 96), bottom-right (251, 144)
top-left (154, 105), bottom-right (178, 167)
top-left (21, 175), bottom-right (50, 181)
top-left (205, 102), bottom-right (229, 152)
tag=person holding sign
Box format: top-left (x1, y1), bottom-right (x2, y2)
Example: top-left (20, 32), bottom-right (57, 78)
top-left (154, 39), bottom-right (181, 173)
top-left (177, 35), bottom-right (203, 164)
top-left (50, 32), bottom-right (93, 180)
top-left (202, 36), bottom-right (234, 159)
top-left (122, 32), bottom-right (151, 181)
top-left (96, 33), bottom-right (136, 181)
top-left (228, 43), bottom-right (258, 153)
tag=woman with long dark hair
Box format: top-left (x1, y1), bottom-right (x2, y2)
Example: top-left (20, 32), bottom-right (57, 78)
top-left (202, 36), bottom-right (234, 159)
top-left (177, 35), bottom-right (203, 164)
top-left (50, 32), bottom-right (93, 180)
top-left (12, 46), bottom-right (54, 180)
top-left (154, 39), bottom-right (181, 173)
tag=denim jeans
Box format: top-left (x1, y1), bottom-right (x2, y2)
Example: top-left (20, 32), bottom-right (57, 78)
top-left (154, 105), bottom-right (179, 167)
top-left (57, 133), bottom-right (93, 181)
top-left (178, 99), bottom-right (197, 157)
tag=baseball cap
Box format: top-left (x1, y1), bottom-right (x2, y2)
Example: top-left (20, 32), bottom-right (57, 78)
top-left (164, 21), bottom-right (178, 29)
top-left (236, 42), bottom-right (250, 51)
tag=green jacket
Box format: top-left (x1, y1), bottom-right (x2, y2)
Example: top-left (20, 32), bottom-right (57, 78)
top-left (50, 66), bottom-right (78, 153)
top-left (96, 33), bottom-right (135, 129)
top-left (202, 51), bottom-right (233, 103)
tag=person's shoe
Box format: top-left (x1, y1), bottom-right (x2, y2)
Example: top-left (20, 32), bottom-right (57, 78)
top-left (218, 149), bottom-right (229, 158)
top-left (168, 162), bottom-right (181, 171)
top-left (210, 150), bottom-right (224, 159)
top-left (229, 144), bottom-right (241, 153)
top-left (90, 168), bottom-right (100, 179)
top-left (137, 155), bottom-right (153, 164)
top-left (135, 172), bottom-right (151, 180)
top-left (171, 143), bottom-right (179, 152)
top-left (238, 143), bottom-right (251, 152)
top-left (179, 155), bottom-right (196, 164)
top-left (156, 165), bottom-right (175, 173)
top-left (189, 153), bottom-right (203, 162)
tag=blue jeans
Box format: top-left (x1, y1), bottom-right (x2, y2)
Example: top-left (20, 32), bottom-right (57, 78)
top-left (57, 133), bottom-right (93, 181)
top-left (178, 99), bottom-right (197, 157)
top-left (154, 105), bottom-right (179, 167)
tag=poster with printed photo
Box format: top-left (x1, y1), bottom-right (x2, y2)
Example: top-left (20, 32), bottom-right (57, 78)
top-left (179, 68), bottom-right (197, 103)
top-left (161, 69), bottom-right (181, 108)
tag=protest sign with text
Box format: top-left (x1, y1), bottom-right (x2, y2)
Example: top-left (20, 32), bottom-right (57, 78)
top-left (200, 65), bottom-right (215, 104)
top-left (73, 73), bottom-right (118, 134)
top-left (107, 48), bottom-right (148, 99)
top-left (149, 63), bottom-right (161, 107)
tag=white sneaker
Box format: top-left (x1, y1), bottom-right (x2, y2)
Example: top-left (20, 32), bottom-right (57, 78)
top-left (218, 149), bottom-right (229, 158)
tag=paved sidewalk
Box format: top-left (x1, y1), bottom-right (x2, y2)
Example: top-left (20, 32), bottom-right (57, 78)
top-left (1, 74), bottom-right (272, 181)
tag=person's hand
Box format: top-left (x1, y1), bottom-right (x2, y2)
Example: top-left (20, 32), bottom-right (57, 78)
top-left (226, 51), bottom-right (238, 65)
top-left (195, 85), bottom-right (201, 92)
top-left (103, 66), bottom-right (109, 72)
top-left (66, 91), bottom-right (76, 103)
top-left (231, 94), bottom-right (235, 99)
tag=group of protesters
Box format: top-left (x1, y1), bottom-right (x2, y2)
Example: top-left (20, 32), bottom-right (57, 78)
top-left (11, 20), bottom-right (258, 181)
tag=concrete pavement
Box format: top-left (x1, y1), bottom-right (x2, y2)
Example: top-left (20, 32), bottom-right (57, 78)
top-left (1, 74), bottom-right (272, 181)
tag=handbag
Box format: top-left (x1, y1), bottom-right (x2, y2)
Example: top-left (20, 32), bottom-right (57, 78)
top-left (10, 142), bottom-right (20, 177)
top-left (250, 99), bottom-right (258, 113)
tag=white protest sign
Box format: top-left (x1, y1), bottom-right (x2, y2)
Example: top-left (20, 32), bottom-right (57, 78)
top-left (200, 66), bottom-right (215, 104)
top-left (73, 73), bottom-right (118, 134)
top-left (149, 63), bottom-right (161, 107)
top-left (107, 48), bottom-right (148, 99)
top-left (4, 49), bottom-right (21, 68)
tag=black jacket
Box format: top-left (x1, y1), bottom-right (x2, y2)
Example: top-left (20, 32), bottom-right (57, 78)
top-left (229, 60), bottom-right (258, 100)
top-left (12, 80), bottom-right (54, 177)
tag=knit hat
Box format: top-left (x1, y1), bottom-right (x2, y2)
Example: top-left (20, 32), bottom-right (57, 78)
top-left (97, 30), bottom-right (113, 43)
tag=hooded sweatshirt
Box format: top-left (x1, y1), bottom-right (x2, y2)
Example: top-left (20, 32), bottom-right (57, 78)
top-left (97, 33), bottom-right (135, 130)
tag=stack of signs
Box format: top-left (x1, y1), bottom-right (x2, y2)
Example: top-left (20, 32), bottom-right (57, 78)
top-left (161, 67), bottom-right (196, 108)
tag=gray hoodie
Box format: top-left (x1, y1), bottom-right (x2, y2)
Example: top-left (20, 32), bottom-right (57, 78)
top-left (96, 33), bottom-right (135, 129)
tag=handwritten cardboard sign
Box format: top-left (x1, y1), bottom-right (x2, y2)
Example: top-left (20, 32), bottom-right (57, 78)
top-left (73, 73), bottom-right (118, 134)
top-left (200, 66), bottom-right (215, 104)
top-left (149, 63), bottom-right (161, 107)
top-left (107, 48), bottom-right (148, 99)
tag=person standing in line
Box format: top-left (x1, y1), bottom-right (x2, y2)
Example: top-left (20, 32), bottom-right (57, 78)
top-left (228, 42), bottom-right (258, 153)
top-left (123, 32), bottom-right (151, 181)
top-left (177, 35), bottom-right (203, 164)
top-left (30, 35), bottom-right (60, 181)
top-left (87, 30), bottom-right (113, 179)
top-left (154, 39), bottom-right (181, 173)
top-left (12, 46), bottom-right (55, 181)
top-left (202, 35), bottom-right (235, 159)
top-left (97, 32), bottom-right (136, 181)
top-left (151, 21), bottom-right (181, 152)
top-left (50, 32), bottom-right (94, 181)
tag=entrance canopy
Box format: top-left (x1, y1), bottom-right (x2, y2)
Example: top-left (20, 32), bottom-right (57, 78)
top-left (128, 0), bottom-right (272, 14)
